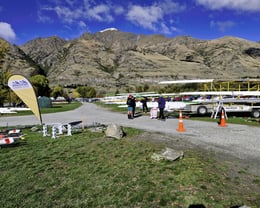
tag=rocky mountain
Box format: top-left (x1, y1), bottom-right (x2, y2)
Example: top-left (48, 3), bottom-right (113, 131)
top-left (1, 30), bottom-right (260, 94)
top-left (0, 38), bottom-right (44, 78)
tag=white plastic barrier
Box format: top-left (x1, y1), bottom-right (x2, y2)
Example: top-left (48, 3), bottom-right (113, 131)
top-left (67, 124), bottom-right (72, 136)
top-left (51, 126), bottom-right (57, 139)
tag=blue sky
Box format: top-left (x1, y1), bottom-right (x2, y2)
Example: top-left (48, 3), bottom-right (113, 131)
top-left (0, 0), bottom-right (260, 45)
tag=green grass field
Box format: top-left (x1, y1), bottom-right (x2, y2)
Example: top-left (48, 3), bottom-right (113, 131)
top-left (0, 127), bottom-right (259, 208)
top-left (40, 102), bottom-right (82, 114)
top-left (1, 102), bottom-right (82, 117)
top-left (1, 102), bottom-right (260, 207)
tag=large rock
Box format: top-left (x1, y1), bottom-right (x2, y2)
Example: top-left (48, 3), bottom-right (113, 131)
top-left (104, 124), bottom-right (124, 139)
top-left (151, 147), bottom-right (184, 161)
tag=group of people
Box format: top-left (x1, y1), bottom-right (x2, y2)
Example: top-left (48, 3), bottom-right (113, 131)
top-left (126, 94), bottom-right (166, 120)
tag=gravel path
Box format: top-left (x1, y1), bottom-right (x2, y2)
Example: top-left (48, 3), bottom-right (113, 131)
top-left (1, 102), bottom-right (260, 172)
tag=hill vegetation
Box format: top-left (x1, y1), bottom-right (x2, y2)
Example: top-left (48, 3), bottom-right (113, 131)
top-left (1, 31), bottom-right (260, 96)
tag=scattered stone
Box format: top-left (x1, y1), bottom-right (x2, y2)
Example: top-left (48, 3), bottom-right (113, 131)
top-left (85, 122), bottom-right (106, 131)
top-left (151, 147), bottom-right (184, 161)
top-left (88, 126), bottom-right (105, 133)
top-left (30, 126), bottom-right (39, 132)
top-left (104, 124), bottom-right (124, 139)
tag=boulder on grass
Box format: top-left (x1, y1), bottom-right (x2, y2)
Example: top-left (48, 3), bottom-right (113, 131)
top-left (105, 124), bottom-right (124, 139)
top-left (151, 147), bottom-right (184, 161)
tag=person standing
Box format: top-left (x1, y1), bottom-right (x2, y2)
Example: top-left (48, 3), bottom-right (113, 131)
top-left (141, 96), bottom-right (149, 113)
top-left (126, 94), bottom-right (135, 119)
top-left (126, 95), bottom-right (133, 119)
top-left (157, 95), bottom-right (166, 120)
top-left (132, 96), bottom-right (136, 118)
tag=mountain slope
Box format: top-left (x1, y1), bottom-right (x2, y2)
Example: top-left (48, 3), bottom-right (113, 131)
top-left (0, 39), bottom-right (43, 78)
top-left (1, 31), bottom-right (260, 94)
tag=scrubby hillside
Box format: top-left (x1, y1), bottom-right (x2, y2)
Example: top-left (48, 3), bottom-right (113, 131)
top-left (1, 31), bottom-right (260, 94)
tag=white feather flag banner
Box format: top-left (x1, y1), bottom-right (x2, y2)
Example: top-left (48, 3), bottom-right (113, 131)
top-left (8, 74), bottom-right (42, 124)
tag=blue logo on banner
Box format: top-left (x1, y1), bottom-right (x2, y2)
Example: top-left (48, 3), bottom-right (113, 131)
top-left (11, 80), bottom-right (30, 89)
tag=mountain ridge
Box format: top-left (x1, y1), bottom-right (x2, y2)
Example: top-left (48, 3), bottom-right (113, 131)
top-left (1, 31), bottom-right (260, 94)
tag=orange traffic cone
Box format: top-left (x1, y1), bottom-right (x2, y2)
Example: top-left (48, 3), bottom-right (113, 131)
top-left (177, 110), bottom-right (186, 132)
top-left (218, 109), bottom-right (227, 127)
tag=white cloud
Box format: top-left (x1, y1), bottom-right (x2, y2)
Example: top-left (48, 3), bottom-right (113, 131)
top-left (196, 0), bottom-right (260, 11)
top-left (126, 1), bottom-right (185, 34)
top-left (210, 20), bottom-right (235, 32)
top-left (77, 21), bottom-right (89, 37)
top-left (87, 4), bottom-right (113, 22)
top-left (53, 6), bottom-right (83, 24)
top-left (65, 0), bottom-right (75, 7)
top-left (37, 11), bottom-right (53, 23)
top-left (157, 0), bottom-right (186, 14)
top-left (0, 22), bottom-right (16, 42)
top-left (40, 2), bottom-right (115, 24)
top-left (127, 5), bottom-right (163, 30)
top-left (160, 23), bottom-right (171, 35)
top-left (114, 6), bottom-right (125, 15)
top-left (78, 21), bottom-right (87, 29)
top-left (39, 1), bottom-right (185, 35)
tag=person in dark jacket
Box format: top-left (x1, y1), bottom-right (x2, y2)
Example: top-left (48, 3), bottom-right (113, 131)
top-left (141, 96), bottom-right (149, 113)
top-left (157, 95), bottom-right (166, 120)
top-left (132, 96), bottom-right (136, 118)
top-left (126, 94), bottom-right (135, 119)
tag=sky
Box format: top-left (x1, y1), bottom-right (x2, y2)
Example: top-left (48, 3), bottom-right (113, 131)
top-left (0, 0), bottom-right (260, 45)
